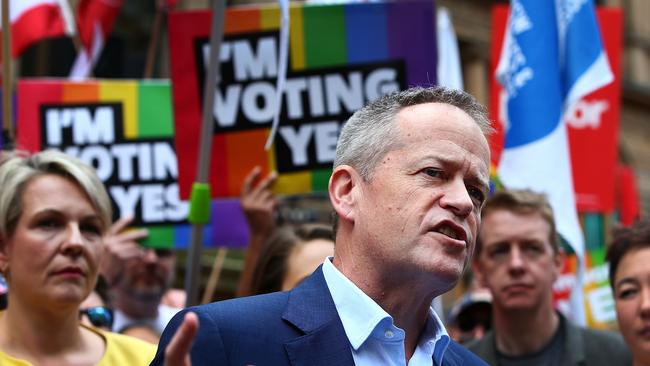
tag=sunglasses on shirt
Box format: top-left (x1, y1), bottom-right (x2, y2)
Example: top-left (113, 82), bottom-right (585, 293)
top-left (80, 306), bottom-right (114, 329)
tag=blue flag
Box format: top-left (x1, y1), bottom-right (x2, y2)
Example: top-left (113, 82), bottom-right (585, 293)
top-left (496, 0), bottom-right (613, 325)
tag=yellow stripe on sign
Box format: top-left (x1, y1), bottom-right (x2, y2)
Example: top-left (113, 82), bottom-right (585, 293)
top-left (277, 171), bottom-right (312, 194)
top-left (267, 132), bottom-right (310, 194)
top-left (289, 5), bottom-right (305, 71)
top-left (268, 136), bottom-right (277, 174)
top-left (260, 6), bottom-right (280, 30)
top-left (99, 81), bottom-right (138, 139)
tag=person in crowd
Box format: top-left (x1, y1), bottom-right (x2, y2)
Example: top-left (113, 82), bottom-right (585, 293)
top-left (100, 216), bottom-right (180, 340)
top-left (236, 165), bottom-right (278, 297)
top-left (249, 223), bottom-right (335, 295)
top-left (607, 220), bottom-right (650, 366)
top-left (234, 165), bottom-right (334, 296)
top-left (120, 323), bottom-right (161, 345)
top-left (80, 277), bottom-right (113, 331)
top-left (0, 150), bottom-right (156, 365)
top-left (153, 86), bottom-right (491, 365)
top-left (0, 273), bottom-right (7, 311)
top-left (468, 188), bottom-right (630, 365)
top-left (80, 291), bottom-right (114, 332)
top-left (446, 288), bottom-right (492, 344)
top-left (161, 288), bottom-right (187, 309)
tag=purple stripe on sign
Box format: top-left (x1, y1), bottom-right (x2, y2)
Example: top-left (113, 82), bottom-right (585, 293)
top-left (387, 0), bottom-right (437, 87)
top-left (210, 198), bottom-right (251, 248)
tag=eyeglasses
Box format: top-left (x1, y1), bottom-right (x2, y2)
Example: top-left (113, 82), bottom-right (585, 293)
top-left (79, 306), bottom-right (114, 329)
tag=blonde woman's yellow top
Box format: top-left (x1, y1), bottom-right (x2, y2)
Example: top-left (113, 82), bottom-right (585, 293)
top-left (0, 320), bottom-right (157, 366)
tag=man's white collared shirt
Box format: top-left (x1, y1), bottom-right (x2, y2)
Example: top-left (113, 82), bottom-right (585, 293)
top-left (322, 258), bottom-right (450, 366)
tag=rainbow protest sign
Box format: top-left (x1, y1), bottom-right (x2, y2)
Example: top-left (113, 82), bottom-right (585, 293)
top-left (15, 80), bottom-right (251, 249)
top-left (169, 1), bottom-right (437, 199)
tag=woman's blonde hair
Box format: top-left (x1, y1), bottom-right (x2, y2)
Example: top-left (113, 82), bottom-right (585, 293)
top-left (0, 150), bottom-right (112, 240)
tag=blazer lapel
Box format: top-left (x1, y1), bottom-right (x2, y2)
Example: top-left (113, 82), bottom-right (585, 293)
top-left (282, 266), bottom-right (355, 366)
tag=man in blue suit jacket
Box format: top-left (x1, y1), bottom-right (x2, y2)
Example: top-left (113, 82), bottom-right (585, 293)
top-left (152, 86), bottom-right (491, 365)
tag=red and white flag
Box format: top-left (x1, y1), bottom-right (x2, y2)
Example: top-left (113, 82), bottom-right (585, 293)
top-left (70, 0), bottom-right (123, 78)
top-left (0, 0), bottom-right (74, 60)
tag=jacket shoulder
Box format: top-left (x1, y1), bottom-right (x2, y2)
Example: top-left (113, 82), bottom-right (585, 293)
top-left (579, 326), bottom-right (631, 364)
top-left (151, 292), bottom-right (295, 366)
top-left (446, 340), bottom-right (489, 365)
top-left (465, 332), bottom-right (496, 363)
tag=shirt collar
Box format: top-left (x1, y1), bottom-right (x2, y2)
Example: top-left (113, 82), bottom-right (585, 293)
top-left (322, 257), bottom-right (451, 364)
top-left (322, 257), bottom-right (391, 349)
top-left (425, 307), bottom-right (451, 365)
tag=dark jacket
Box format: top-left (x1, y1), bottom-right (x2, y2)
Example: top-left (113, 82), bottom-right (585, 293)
top-left (466, 313), bottom-right (631, 366)
top-left (151, 266), bottom-right (487, 365)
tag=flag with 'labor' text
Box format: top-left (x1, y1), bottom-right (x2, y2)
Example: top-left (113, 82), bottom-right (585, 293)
top-left (495, 0), bottom-right (613, 325)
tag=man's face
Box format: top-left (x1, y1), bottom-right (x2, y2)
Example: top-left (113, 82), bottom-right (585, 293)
top-left (120, 248), bottom-right (175, 302)
top-left (354, 102), bottom-right (490, 291)
top-left (475, 209), bottom-right (562, 312)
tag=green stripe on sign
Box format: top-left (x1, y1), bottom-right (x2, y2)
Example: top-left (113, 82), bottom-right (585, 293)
top-left (303, 5), bottom-right (347, 67)
top-left (140, 226), bottom-right (175, 249)
top-left (590, 247), bottom-right (606, 267)
top-left (312, 168), bottom-right (332, 192)
top-left (138, 82), bottom-right (174, 137)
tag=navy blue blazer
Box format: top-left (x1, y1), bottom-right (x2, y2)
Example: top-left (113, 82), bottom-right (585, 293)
top-left (150, 267), bottom-right (487, 365)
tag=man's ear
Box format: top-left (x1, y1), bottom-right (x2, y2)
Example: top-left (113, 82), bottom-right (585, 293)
top-left (472, 259), bottom-right (487, 288)
top-left (551, 248), bottom-right (566, 282)
top-left (328, 165), bottom-right (360, 224)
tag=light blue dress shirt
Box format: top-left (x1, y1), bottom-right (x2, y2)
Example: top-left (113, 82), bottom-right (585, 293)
top-left (322, 258), bottom-right (451, 366)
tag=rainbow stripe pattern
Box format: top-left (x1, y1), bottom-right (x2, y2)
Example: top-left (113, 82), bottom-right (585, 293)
top-left (15, 80), bottom-right (222, 249)
top-left (169, 1), bottom-right (437, 198)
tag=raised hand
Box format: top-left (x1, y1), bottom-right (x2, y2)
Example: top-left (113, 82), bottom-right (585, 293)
top-left (163, 312), bottom-right (199, 366)
top-left (100, 216), bottom-right (149, 287)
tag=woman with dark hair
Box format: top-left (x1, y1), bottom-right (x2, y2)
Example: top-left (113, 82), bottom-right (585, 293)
top-left (235, 166), bottom-right (335, 296)
top-left (250, 224), bottom-right (335, 295)
top-left (607, 220), bottom-right (650, 366)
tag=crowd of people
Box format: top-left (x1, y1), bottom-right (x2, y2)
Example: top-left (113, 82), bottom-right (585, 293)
top-left (0, 86), bottom-right (648, 365)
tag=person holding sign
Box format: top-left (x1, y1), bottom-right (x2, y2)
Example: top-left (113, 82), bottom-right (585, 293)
top-left (152, 86), bottom-right (490, 365)
top-left (236, 166), bottom-right (335, 297)
top-left (0, 150), bottom-right (156, 365)
top-left (100, 216), bottom-right (180, 341)
top-left (235, 166), bottom-right (279, 297)
top-left (468, 189), bottom-right (630, 365)
top-left (607, 220), bottom-right (650, 366)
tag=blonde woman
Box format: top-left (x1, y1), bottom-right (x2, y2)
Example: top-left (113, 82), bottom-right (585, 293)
top-left (0, 150), bottom-right (156, 365)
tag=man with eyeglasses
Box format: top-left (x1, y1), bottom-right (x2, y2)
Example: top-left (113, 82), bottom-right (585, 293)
top-left (100, 216), bottom-right (180, 341)
top-left (468, 189), bottom-right (630, 366)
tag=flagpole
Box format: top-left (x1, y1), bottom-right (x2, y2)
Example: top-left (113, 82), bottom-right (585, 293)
top-left (1, 0), bottom-right (13, 142)
top-left (143, 1), bottom-right (164, 79)
top-left (184, 0), bottom-right (225, 307)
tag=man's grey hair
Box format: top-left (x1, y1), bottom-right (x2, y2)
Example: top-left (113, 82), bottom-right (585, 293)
top-left (334, 86), bottom-right (492, 181)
